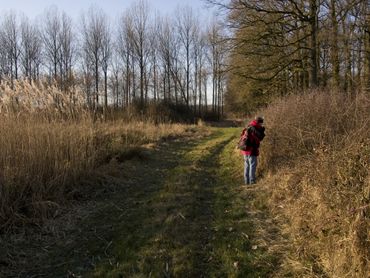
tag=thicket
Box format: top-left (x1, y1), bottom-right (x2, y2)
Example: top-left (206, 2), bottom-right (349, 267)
top-left (259, 90), bottom-right (369, 277)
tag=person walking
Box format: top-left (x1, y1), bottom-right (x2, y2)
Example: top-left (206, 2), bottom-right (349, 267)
top-left (239, 116), bottom-right (265, 185)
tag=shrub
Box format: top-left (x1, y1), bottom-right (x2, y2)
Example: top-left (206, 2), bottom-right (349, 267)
top-left (259, 90), bottom-right (369, 277)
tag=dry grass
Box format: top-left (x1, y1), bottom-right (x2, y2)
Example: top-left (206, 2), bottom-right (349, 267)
top-left (0, 80), bottom-right (199, 233)
top-left (0, 80), bottom-right (87, 120)
top-left (258, 90), bottom-right (369, 277)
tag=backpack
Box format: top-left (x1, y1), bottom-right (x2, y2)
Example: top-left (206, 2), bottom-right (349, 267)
top-left (237, 126), bottom-right (253, 151)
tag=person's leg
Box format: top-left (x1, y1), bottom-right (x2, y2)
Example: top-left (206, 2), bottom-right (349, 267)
top-left (244, 155), bottom-right (250, 184)
top-left (249, 156), bottom-right (258, 184)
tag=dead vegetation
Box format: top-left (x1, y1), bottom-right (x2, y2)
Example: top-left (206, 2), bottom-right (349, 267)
top-left (0, 80), bottom-right (200, 233)
top-left (259, 90), bottom-right (369, 277)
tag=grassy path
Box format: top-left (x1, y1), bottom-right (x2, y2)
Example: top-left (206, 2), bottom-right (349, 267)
top-left (5, 128), bottom-right (281, 277)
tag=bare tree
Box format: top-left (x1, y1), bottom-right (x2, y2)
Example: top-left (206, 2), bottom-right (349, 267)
top-left (0, 25), bottom-right (7, 83)
top-left (192, 23), bottom-right (200, 114)
top-left (208, 21), bottom-right (219, 113)
top-left (176, 5), bottom-right (197, 107)
top-left (117, 11), bottom-right (135, 106)
top-left (110, 53), bottom-right (121, 107)
top-left (157, 15), bottom-right (177, 102)
top-left (129, 0), bottom-right (151, 107)
top-left (59, 11), bottom-right (76, 91)
top-left (42, 6), bottom-right (61, 83)
top-left (20, 16), bottom-right (42, 81)
top-left (1, 12), bottom-right (21, 86)
top-left (363, 0), bottom-right (370, 90)
top-left (0, 3), bottom-right (224, 119)
top-left (208, 20), bottom-right (227, 118)
top-left (101, 20), bottom-right (111, 109)
top-left (196, 30), bottom-right (208, 116)
top-left (81, 6), bottom-right (108, 108)
top-left (327, 0), bottom-right (340, 88)
top-left (149, 14), bottom-right (160, 102)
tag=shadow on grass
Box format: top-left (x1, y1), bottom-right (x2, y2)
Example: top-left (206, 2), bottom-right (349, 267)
top-left (90, 130), bottom-right (235, 277)
top-left (18, 128), bottom-right (281, 278)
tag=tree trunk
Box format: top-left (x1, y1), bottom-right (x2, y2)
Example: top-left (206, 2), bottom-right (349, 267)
top-left (365, 11), bottom-right (370, 91)
top-left (131, 54), bottom-right (136, 99)
top-left (140, 55), bottom-right (144, 107)
top-left (104, 70), bottom-right (108, 109)
top-left (310, 0), bottom-right (319, 87)
top-left (342, 19), bottom-right (352, 92)
top-left (125, 52), bottom-right (130, 106)
top-left (330, 0), bottom-right (340, 89)
top-left (95, 56), bottom-right (99, 107)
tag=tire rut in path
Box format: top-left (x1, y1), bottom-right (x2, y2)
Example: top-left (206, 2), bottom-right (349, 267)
top-left (6, 130), bottom-right (238, 278)
top-left (90, 130), bottom-right (236, 277)
top-left (147, 132), bottom-right (235, 277)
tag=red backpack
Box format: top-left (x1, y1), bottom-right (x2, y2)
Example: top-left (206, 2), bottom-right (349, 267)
top-left (237, 126), bottom-right (254, 151)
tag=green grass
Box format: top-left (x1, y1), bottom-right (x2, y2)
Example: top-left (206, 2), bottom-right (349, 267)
top-left (89, 128), bottom-right (279, 277)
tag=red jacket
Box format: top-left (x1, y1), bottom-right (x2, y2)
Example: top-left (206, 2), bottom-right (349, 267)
top-left (240, 120), bottom-right (264, 156)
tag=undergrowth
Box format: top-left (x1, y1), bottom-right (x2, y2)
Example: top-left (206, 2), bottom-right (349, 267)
top-left (258, 90), bottom-right (369, 277)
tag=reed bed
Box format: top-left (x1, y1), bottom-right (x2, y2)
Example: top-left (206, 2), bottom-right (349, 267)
top-left (0, 80), bottom-right (195, 232)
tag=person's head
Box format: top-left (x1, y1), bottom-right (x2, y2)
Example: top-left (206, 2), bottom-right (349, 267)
top-left (255, 116), bottom-right (264, 124)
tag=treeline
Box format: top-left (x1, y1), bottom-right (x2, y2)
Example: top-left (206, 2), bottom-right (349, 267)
top-left (208, 0), bottom-right (370, 114)
top-left (0, 0), bottom-right (227, 119)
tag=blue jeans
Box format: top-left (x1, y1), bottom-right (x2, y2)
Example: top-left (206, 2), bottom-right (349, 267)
top-left (244, 155), bottom-right (257, 184)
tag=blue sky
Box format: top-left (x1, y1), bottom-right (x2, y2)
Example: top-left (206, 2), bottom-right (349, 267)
top-left (0, 0), bottom-right (216, 22)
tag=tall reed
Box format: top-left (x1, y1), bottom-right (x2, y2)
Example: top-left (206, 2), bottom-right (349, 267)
top-left (0, 80), bottom-right (193, 232)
